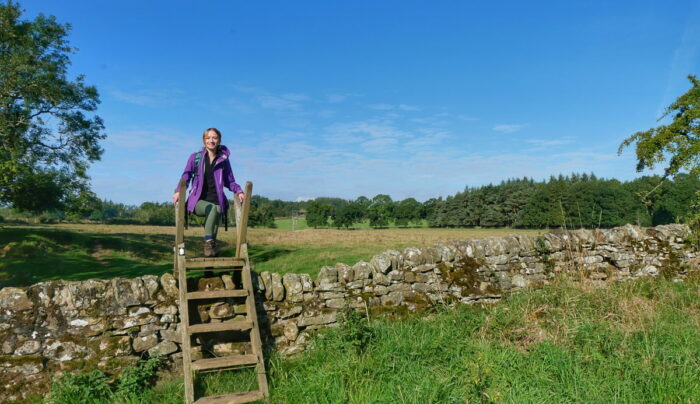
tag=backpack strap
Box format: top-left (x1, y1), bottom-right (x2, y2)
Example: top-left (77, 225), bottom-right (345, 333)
top-left (184, 151), bottom-right (203, 230)
top-left (192, 151), bottom-right (202, 182)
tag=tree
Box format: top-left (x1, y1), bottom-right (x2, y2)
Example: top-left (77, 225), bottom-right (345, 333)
top-left (306, 200), bottom-right (330, 228)
top-left (394, 198), bottom-right (423, 227)
top-left (248, 195), bottom-right (276, 228)
top-left (332, 200), bottom-right (363, 229)
top-left (367, 194), bottom-right (393, 228)
top-left (0, 2), bottom-right (105, 212)
top-left (618, 75), bottom-right (700, 196)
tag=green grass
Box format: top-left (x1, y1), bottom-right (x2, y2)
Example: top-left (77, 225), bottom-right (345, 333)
top-left (1, 224), bottom-right (541, 287)
top-left (94, 273), bottom-right (700, 403)
top-left (0, 227), bottom-right (174, 287)
top-left (244, 244), bottom-right (412, 277)
top-left (273, 218), bottom-right (309, 230)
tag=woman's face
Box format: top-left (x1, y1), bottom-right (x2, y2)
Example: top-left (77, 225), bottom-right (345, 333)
top-left (203, 130), bottom-right (220, 152)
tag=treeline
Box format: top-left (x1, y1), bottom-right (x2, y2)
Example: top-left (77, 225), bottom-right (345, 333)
top-left (300, 174), bottom-right (699, 229)
top-left (0, 196), bottom-right (280, 228)
top-left (2, 173), bottom-right (697, 230)
top-left (304, 196), bottom-right (427, 228)
top-left (430, 174), bottom-right (699, 228)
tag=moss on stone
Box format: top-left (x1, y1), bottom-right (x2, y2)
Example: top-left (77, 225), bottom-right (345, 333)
top-left (0, 354), bottom-right (43, 366)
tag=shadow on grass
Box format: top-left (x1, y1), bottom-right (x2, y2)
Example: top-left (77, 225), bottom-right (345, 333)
top-left (0, 228), bottom-right (176, 288)
top-left (248, 245), bottom-right (296, 263)
top-left (215, 243), bottom-right (296, 264)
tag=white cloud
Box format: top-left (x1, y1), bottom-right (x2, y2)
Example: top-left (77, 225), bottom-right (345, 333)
top-left (328, 94), bottom-right (347, 103)
top-left (325, 121), bottom-right (409, 144)
top-left (92, 122), bottom-right (644, 205)
top-left (318, 110), bottom-right (336, 118)
top-left (457, 114), bottom-right (478, 121)
top-left (327, 93), bottom-right (361, 103)
top-left (368, 103), bottom-right (394, 110)
top-left (492, 124), bottom-right (526, 133)
top-left (526, 137), bottom-right (573, 147)
top-left (367, 103), bottom-right (421, 111)
top-left (257, 93), bottom-right (309, 111)
top-left (405, 130), bottom-right (449, 147)
top-left (225, 97), bottom-right (256, 114)
top-left (109, 88), bottom-right (183, 107)
top-left (361, 137), bottom-right (398, 151)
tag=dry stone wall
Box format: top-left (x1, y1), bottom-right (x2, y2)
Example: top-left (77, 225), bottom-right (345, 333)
top-left (0, 224), bottom-right (697, 402)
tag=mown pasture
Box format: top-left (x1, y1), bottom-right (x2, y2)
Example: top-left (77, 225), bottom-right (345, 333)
top-left (0, 221), bottom-right (543, 287)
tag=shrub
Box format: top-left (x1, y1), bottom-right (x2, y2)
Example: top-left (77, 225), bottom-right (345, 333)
top-left (340, 307), bottom-right (374, 354)
top-left (49, 370), bottom-right (112, 404)
top-left (114, 354), bottom-right (165, 399)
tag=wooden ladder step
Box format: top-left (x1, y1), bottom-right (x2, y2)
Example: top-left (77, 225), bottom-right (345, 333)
top-left (186, 290), bottom-right (248, 300)
top-left (191, 354), bottom-right (257, 371)
top-left (185, 257), bottom-right (245, 268)
top-left (188, 321), bottom-right (253, 335)
top-left (193, 391), bottom-right (263, 404)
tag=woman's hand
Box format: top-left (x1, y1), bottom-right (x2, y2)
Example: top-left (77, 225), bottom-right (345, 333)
top-left (172, 192), bottom-right (179, 204)
top-left (237, 193), bottom-right (245, 203)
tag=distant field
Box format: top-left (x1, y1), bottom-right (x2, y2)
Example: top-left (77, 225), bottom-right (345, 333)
top-left (273, 217), bottom-right (429, 230)
top-left (273, 217), bottom-right (309, 230)
top-left (0, 223), bottom-right (544, 287)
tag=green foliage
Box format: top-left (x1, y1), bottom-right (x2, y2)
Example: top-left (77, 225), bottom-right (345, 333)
top-left (619, 75), bottom-right (700, 178)
top-left (114, 354), bottom-right (165, 399)
top-left (331, 199), bottom-right (364, 229)
top-left (248, 195), bottom-right (276, 228)
top-left (306, 200), bottom-right (331, 228)
top-left (136, 202), bottom-right (174, 226)
top-left (368, 194), bottom-right (394, 227)
top-left (428, 174), bottom-right (699, 228)
top-left (65, 190), bottom-right (102, 221)
top-left (339, 307), bottom-right (375, 354)
top-left (394, 197), bottom-right (423, 227)
top-left (0, 2), bottom-right (105, 213)
top-left (682, 189), bottom-right (700, 246)
top-left (49, 369), bottom-right (111, 404)
top-left (48, 355), bottom-right (165, 404)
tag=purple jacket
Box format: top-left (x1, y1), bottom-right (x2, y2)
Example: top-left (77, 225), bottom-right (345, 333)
top-left (174, 145), bottom-right (243, 214)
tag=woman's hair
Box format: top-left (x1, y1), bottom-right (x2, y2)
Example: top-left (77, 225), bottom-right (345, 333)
top-left (202, 127), bottom-right (222, 141)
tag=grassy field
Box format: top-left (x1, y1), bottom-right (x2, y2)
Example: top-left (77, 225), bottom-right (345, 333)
top-left (0, 223), bottom-right (543, 287)
top-left (45, 274), bottom-right (700, 403)
top-left (273, 217), bottom-right (429, 230)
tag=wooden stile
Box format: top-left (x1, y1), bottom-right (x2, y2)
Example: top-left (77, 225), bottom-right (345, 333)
top-left (174, 181), bottom-right (268, 404)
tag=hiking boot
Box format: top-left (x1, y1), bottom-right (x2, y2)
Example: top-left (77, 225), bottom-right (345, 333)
top-left (203, 239), bottom-right (217, 257)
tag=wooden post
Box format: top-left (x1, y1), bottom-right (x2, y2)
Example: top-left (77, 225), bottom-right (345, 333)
top-left (174, 179), bottom-right (186, 275)
top-left (235, 181), bottom-right (253, 258)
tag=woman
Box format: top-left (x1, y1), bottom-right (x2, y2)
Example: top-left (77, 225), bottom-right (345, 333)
top-left (173, 128), bottom-right (245, 257)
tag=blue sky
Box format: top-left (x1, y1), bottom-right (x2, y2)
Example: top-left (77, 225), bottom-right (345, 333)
top-left (21, 0), bottom-right (700, 204)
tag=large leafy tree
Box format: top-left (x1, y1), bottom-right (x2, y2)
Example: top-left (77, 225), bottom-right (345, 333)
top-left (0, 2), bottom-right (105, 212)
top-left (306, 200), bottom-right (331, 228)
top-left (394, 197), bottom-right (423, 227)
top-left (332, 199), bottom-right (364, 229)
top-left (368, 194), bottom-right (393, 228)
top-left (619, 75), bottom-right (700, 181)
